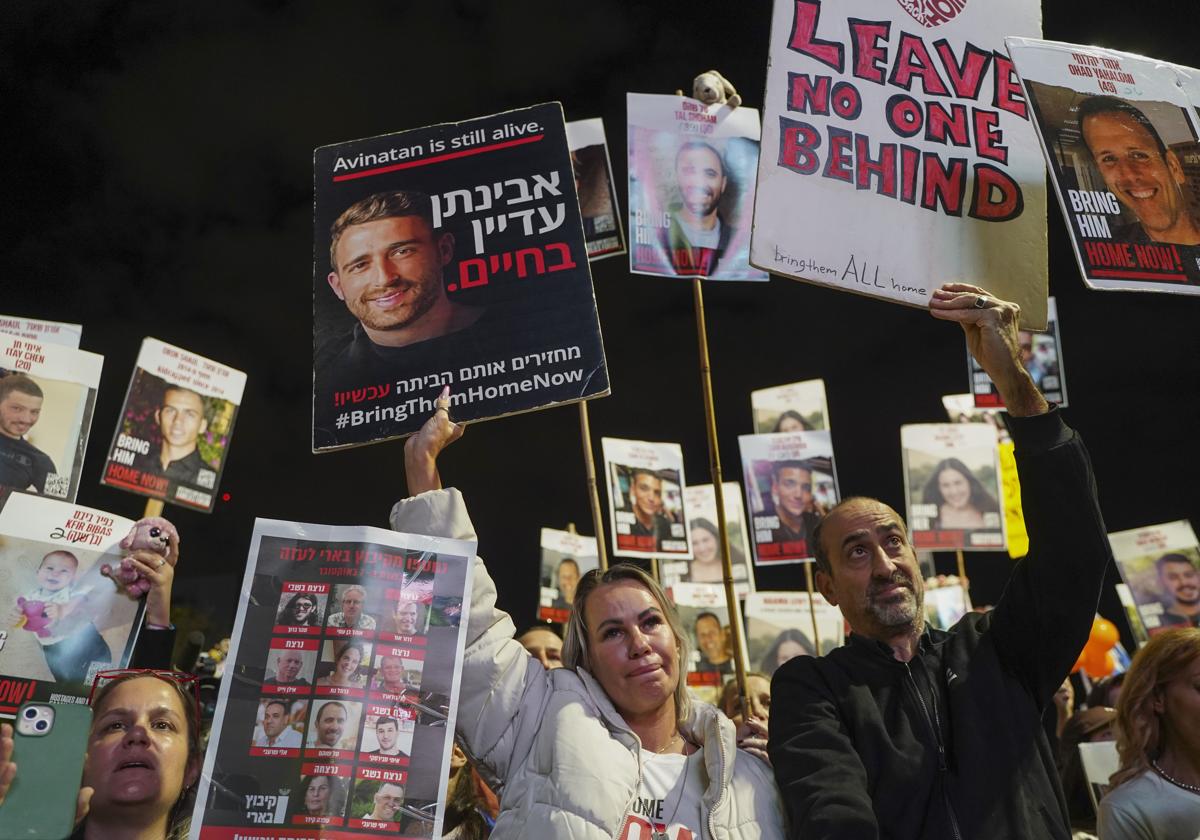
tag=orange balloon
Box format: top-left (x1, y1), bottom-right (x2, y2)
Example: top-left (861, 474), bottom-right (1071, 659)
top-left (1071, 649), bottom-right (1087, 674)
top-left (1083, 647), bottom-right (1115, 679)
top-left (1090, 617), bottom-right (1119, 649)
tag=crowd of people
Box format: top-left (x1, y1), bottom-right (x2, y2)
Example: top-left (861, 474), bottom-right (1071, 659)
top-left (1, 285), bottom-right (1198, 839)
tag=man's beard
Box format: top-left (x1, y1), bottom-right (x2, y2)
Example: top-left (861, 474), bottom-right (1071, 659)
top-left (864, 571), bottom-right (922, 628)
top-left (352, 273), bottom-right (442, 332)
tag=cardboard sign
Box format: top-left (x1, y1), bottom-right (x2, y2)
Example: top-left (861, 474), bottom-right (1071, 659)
top-left (752, 0), bottom-right (1048, 328)
top-left (1007, 38), bottom-right (1200, 292)
top-left (192, 519), bottom-right (474, 838)
top-left (739, 431), bottom-right (839, 564)
top-left (1108, 520), bottom-right (1200, 636)
top-left (601, 437), bottom-right (692, 560)
top-left (101, 338), bottom-right (245, 513)
top-left (659, 483), bottom-right (756, 599)
top-left (750, 378), bottom-right (831, 434)
top-left (537, 528), bottom-right (599, 624)
top-left (0, 337), bottom-right (102, 501)
top-left (312, 103), bottom-right (610, 451)
top-left (565, 118), bottom-right (627, 261)
top-left (743, 591), bottom-right (843, 674)
top-left (901, 422), bottom-right (1006, 551)
top-left (0, 315), bottom-right (81, 348)
top-left (627, 93), bottom-right (768, 281)
top-left (0, 493), bottom-right (141, 712)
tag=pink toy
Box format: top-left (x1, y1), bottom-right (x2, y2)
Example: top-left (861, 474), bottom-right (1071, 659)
top-left (16, 597), bottom-right (53, 638)
top-left (102, 517), bottom-right (179, 596)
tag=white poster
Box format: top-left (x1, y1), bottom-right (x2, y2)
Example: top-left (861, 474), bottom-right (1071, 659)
top-left (750, 379), bottom-right (830, 434)
top-left (1109, 520), bottom-right (1200, 636)
top-left (538, 528), bottom-right (599, 624)
top-left (752, 0), bottom-right (1048, 327)
top-left (660, 483), bottom-right (756, 598)
top-left (601, 437), bottom-right (692, 560)
top-left (669, 582), bottom-right (743, 703)
top-left (743, 591), bottom-right (844, 674)
top-left (0, 315), bottom-right (82, 348)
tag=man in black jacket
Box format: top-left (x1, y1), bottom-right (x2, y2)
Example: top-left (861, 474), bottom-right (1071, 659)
top-left (769, 282), bottom-right (1113, 839)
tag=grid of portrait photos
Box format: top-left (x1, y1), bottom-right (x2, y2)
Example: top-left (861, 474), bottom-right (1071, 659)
top-left (537, 527), bottom-right (599, 624)
top-left (192, 519), bottom-right (474, 839)
top-left (601, 437), bottom-right (692, 560)
top-left (967, 297), bottom-right (1068, 408)
top-left (1108, 520), bottom-right (1200, 637)
top-left (566, 118), bottom-right (626, 261)
top-left (901, 423), bottom-right (1006, 551)
top-left (749, 379), bottom-right (830, 435)
top-left (743, 592), bottom-right (844, 675)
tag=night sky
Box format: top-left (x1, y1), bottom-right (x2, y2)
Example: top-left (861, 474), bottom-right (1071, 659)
top-left (3, 1), bottom-right (1196, 652)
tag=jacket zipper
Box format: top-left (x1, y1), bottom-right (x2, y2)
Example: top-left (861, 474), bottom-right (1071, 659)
top-left (904, 661), bottom-right (963, 840)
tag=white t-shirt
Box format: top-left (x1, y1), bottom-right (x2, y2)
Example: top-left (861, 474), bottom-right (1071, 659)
top-left (617, 748), bottom-right (706, 840)
top-left (1098, 768), bottom-right (1200, 840)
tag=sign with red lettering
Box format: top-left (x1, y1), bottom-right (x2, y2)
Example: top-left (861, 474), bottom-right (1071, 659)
top-left (752, 0), bottom-right (1048, 328)
top-left (0, 315), bottom-right (81, 349)
top-left (312, 103), bottom-right (610, 451)
top-left (1006, 38), bottom-right (1200, 293)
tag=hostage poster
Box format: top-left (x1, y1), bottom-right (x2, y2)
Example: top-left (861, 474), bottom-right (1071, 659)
top-left (743, 591), bottom-right (844, 672)
top-left (538, 527), bottom-right (599, 624)
top-left (968, 296), bottom-right (1067, 408)
top-left (602, 437), bottom-right (692, 560)
top-left (566, 118), bottom-right (626, 261)
top-left (0, 334), bottom-right (103, 501)
top-left (627, 93), bottom-right (768, 281)
top-left (1006, 38), bottom-right (1200, 292)
top-left (191, 518), bottom-right (474, 839)
top-left (669, 582), bottom-right (743, 703)
top-left (1108, 520), bottom-right (1200, 636)
top-left (101, 338), bottom-right (246, 513)
top-left (660, 483), bottom-right (755, 599)
top-left (739, 430), bottom-right (840, 564)
top-left (750, 378), bottom-right (830, 434)
top-left (313, 103), bottom-right (610, 451)
top-left (0, 315), bottom-right (82, 348)
top-left (751, 0), bottom-right (1048, 328)
top-left (0, 493), bottom-right (142, 714)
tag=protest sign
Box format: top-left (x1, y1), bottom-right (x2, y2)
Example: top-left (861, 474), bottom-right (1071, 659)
top-left (941, 392), bottom-right (1009, 441)
top-left (1108, 520), bottom-right (1200, 636)
top-left (1007, 38), bottom-right (1200, 292)
top-left (739, 430), bottom-right (839, 564)
top-left (538, 527), bottom-right (599, 624)
top-left (101, 338), bottom-right (245, 513)
top-left (743, 591), bottom-right (843, 675)
top-left (601, 437), bottom-right (691, 560)
top-left (0, 336), bottom-right (102, 501)
top-left (0, 315), bottom-right (81, 348)
top-left (0, 493), bottom-right (141, 713)
top-left (750, 379), bottom-right (830, 434)
top-left (627, 93), bottom-right (768, 281)
top-left (968, 297), bottom-right (1067, 408)
top-left (660, 483), bottom-right (755, 598)
top-left (924, 579), bottom-right (972, 630)
top-left (192, 518), bottom-right (474, 838)
top-left (670, 582), bottom-right (739, 701)
top-left (313, 103), bottom-right (610, 451)
top-left (752, 0), bottom-right (1048, 327)
top-left (901, 423), bottom-right (1005, 550)
top-left (566, 118), bottom-right (626, 261)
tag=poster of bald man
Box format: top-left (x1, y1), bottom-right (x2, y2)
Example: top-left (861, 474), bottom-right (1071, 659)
top-left (0, 492), bottom-right (141, 708)
top-left (0, 334), bottom-right (102, 501)
top-left (627, 93), bottom-right (767, 281)
top-left (566, 118), bottom-right (626, 261)
top-left (738, 430), bottom-right (840, 565)
top-left (312, 103), bottom-right (610, 452)
top-left (538, 527), bottom-right (599, 624)
top-left (1109, 520), bottom-right (1200, 636)
top-left (601, 437), bottom-right (692, 560)
top-left (100, 338), bottom-right (245, 513)
top-left (1007, 38), bottom-right (1200, 292)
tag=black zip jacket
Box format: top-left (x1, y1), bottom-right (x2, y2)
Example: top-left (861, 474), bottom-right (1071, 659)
top-left (769, 409), bottom-right (1112, 839)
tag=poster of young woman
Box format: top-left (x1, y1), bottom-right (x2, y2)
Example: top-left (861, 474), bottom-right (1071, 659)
top-left (749, 379), bottom-right (830, 434)
top-left (743, 591), bottom-right (843, 675)
top-left (659, 483), bottom-right (755, 599)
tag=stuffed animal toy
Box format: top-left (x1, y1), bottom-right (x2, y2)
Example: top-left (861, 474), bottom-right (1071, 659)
top-left (692, 70), bottom-right (742, 108)
top-left (101, 517), bottom-right (179, 596)
top-left (15, 597), bottom-right (53, 638)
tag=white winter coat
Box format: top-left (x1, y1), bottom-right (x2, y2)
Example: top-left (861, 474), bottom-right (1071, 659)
top-left (390, 488), bottom-right (787, 840)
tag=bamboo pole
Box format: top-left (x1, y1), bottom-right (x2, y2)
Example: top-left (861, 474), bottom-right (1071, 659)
top-left (956, 549), bottom-right (968, 613)
top-left (691, 278), bottom-right (748, 702)
top-left (804, 562), bottom-right (823, 656)
top-left (578, 401), bottom-right (609, 571)
top-left (143, 499), bottom-right (165, 518)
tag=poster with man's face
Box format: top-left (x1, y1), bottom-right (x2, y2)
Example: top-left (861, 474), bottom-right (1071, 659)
top-left (566, 118), bottom-right (626, 261)
top-left (1008, 38), bottom-right (1200, 293)
top-left (901, 423), bottom-right (1006, 551)
top-left (750, 379), bottom-right (830, 435)
top-left (538, 528), bottom-right (599, 624)
top-left (601, 437), bottom-right (692, 560)
top-left (0, 336), bottom-right (102, 501)
top-left (659, 483), bottom-right (754, 598)
top-left (627, 93), bottom-right (767, 281)
top-left (670, 582), bottom-right (739, 703)
top-left (1109, 520), bottom-right (1200, 636)
top-left (100, 338), bottom-right (245, 513)
top-left (738, 431), bottom-right (839, 565)
top-left (0, 493), bottom-right (141, 708)
top-left (967, 297), bottom-right (1068, 408)
top-left (312, 103), bottom-right (610, 451)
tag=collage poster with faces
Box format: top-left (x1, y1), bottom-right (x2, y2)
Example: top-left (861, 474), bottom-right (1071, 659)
top-left (660, 483), bottom-right (756, 599)
top-left (601, 437), bottom-right (692, 560)
top-left (101, 338), bottom-right (246, 513)
top-left (901, 423), bottom-right (1006, 551)
top-left (1108, 520), bottom-right (1200, 637)
top-left (192, 518), bottom-right (474, 839)
top-left (738, 430), bottom-right (839, 564)
top-left (1007, 38), bottom-right (1200, 292)
top-left (0, 492), bottom-right (141, 709)
top-left (538, 527), bottom-right (599, 624)
top-left (0, 334), bottom-right (102, 502)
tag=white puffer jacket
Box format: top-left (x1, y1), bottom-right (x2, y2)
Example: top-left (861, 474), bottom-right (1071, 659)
top-left (390, 488), bottom-right (787, 840)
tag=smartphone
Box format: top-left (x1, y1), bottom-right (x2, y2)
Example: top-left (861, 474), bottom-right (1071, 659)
top-left (0, 702), bottom-right (92, 840)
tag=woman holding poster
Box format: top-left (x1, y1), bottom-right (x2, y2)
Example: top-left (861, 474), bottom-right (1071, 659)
top-left (394, 394), bottom-right (785, 840)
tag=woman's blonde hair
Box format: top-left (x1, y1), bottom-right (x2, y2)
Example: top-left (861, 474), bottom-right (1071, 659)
top-left (561, 563), bottom-right (693, 726)
top-left (1111, 627), bottom-right (1200, 789)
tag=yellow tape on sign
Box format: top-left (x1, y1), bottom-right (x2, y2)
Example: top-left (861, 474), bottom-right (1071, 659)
top-left (999, 441), bottom-right (1028, 558)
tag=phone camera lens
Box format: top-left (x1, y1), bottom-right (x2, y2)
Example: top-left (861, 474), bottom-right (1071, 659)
top-left (23, 707), bottom-right (38, 719)
top-left (35, 720), bottom-right (48, 731)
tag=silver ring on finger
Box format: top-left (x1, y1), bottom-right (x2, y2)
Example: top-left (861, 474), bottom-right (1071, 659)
top-left (973, 295), bottom-right (989, 309)
top-left (157, 557), bottom-right (166, 568)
